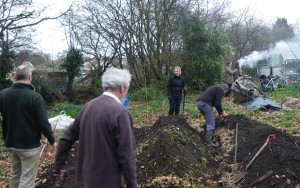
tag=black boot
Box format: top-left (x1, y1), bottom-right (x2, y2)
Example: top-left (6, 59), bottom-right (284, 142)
top-left (205, 130), bottom-right (219, 147)
top-left (202, 124), bottom-right (206, 134)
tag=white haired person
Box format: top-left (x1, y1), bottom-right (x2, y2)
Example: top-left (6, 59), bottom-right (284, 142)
top-left (196, 84), bottom-right (229, 147)
top-left (167, 66), bottom-right (186, 115)
top-left (54, 68), bottom-right (137, 188)
top-left (0, 64), bottom-right (56, 188)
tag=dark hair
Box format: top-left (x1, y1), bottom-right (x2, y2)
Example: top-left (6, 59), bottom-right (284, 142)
top-left (222, 84), bottom-right (229, 90)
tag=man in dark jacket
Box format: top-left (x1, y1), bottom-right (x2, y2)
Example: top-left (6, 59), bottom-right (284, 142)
top-left (196, 85), bottom-right (229, 147)
top-left (167, 66), bottom-right (186, 115)
top-left (0, 64), bottom-right (56, 188)
top-left (54, 68), bottom-right (137, 188)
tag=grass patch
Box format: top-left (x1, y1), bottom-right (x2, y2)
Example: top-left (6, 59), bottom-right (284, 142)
top-left (48, 102), bottom-right (84, 118)
top-left (268, 83), bottom-right (300, 102)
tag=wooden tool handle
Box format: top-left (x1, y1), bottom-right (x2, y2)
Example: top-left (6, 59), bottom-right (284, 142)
top-left (249, 170), bottom-right (273, 187)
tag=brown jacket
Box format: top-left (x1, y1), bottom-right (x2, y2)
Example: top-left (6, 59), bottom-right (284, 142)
top-left (225, 66), bottom-right (237, 84)
top-left (54, 94), bottom-right (137, 188)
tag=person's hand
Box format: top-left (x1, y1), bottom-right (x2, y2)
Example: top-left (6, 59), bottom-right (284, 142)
top-left (51, 141), bottom-right (58, 149)
top-left (221, 111), bottom-right (228, 118)
top-left (220, 111), bottom-right (228, 124)
top-left (52, 169), bottom-right (67, 186)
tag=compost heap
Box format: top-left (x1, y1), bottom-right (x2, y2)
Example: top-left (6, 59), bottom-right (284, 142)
top-left (36, 115), bottom-right (300, 188)
top-left (231, 75), bottom-right (283, 110)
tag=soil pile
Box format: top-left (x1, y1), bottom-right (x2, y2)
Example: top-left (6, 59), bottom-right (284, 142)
top-left (224, 115), bottom-right (300, 188)
top-left (36, 115), bottom-right (300, 188)
top-left (135, 116), bottom-right (209, 187)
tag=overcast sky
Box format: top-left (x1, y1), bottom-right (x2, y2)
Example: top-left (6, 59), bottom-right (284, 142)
top-left (33, 0), bottom-right (300, 57)
top-left (230, 0), bottom-right (300, 24)
top-left (33, 0), bottom-right (72, 57)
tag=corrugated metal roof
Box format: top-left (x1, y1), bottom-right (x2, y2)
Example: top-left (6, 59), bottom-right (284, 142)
top-left (276, 41), bottom-right (300, 60)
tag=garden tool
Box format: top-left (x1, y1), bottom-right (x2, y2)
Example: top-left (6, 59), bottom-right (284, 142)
top-left (34, 170), bottom-right (67, 188)
top-left (181, 88), bottom-right (186, 116)
top-left (234, 122), bottom-right (238, 164)
top-left (233, 134), bottom-right (276, 184)
top-left (52, 170), bottom-right (67, 188)
top-left (249, 170), bottom-right (273, 187)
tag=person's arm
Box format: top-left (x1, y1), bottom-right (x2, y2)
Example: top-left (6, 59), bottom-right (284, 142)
top-left (35, 95), bottom-right (55, 144)
top-left (182, 77), bottom-right (186, 92)
top-left (116, 110), bottom-right (137, 188)
top-left (214, 88), bottom-right (225, 115)
top-left (226, 67), bottom-right (237, 75)
top-left (54, 120), bottom-right (80, 170)
top-left (167, 77), bottom-right (173, 97)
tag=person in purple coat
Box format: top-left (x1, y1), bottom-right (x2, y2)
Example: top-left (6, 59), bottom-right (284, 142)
top-left (197, 84), bottom-right (229, 147)
top-left (54, 68), bottom-right (137, 188)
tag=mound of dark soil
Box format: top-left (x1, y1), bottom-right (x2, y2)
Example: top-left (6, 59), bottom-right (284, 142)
top-left (36, 115), bottom-right (300, 188)
top-left (224, 115), bottom-right (300, 188)
top-left (135, 116), bottom-right (211, 187)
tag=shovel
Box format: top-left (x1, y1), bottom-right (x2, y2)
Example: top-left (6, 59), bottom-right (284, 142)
top-left (181, 89), bottom-right (186, 116)
top-left (233, 134), bottom-right (276, 184)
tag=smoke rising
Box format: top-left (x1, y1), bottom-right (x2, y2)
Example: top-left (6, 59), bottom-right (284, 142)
top-left (237, 38), bottom-right (300, 69)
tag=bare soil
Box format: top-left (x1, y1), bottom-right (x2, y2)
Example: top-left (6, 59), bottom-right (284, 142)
top-left (36, 115), bottom-right (300, 188)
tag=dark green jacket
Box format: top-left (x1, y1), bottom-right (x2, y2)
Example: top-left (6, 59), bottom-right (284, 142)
top-left (0, 82), bottom-right (55, 150)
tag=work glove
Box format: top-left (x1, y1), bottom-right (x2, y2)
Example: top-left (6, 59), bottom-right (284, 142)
top-left (52, 169), bottom-right (67, 187)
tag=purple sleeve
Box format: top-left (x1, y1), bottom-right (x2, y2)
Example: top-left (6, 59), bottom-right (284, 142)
top-left (54, 118), bottom-right (80, 170)
top-left (116, 110), bottom-right (137, 188)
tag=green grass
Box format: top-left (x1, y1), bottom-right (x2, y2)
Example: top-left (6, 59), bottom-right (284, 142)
top-left (249, 83), bottom-right (300, 133)
top-left (48, 102), bottom-right (84, 118)
top-left (268, 83), bottom-right (300, 101)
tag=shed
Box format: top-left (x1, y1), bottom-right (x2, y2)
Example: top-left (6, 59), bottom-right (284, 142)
top-left (257, 40), bottom-right (300, 79)
top-left (47, 72), bottom-right (68, 90)
top-left (276, 41), bottom-right (300, 74)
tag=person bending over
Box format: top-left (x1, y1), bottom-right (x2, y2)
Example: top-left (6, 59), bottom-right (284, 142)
top-left (196, 84), bottom-right (229, 147)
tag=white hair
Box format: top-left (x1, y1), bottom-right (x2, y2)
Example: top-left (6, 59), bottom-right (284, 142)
top-left (15, 64), bottom-right (32, 81)
top-left (101, 68), bottom-right (132, 90)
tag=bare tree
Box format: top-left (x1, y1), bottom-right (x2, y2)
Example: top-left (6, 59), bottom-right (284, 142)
top-left (0, 0), bottom-right (69, 84)
top-left (226, 7), bottom-right (271, 61)
top-left (65, 0), bottom-right (237, 88)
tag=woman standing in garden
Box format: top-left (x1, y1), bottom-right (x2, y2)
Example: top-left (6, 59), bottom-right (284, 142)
top-left (167, 66), bottom-right (186, 116)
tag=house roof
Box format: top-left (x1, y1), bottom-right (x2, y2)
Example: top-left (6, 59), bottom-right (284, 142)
top-left (276, 40), bottom-right (300, 60)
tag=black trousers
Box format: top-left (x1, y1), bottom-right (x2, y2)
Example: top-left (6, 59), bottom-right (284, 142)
top-left (168, 95), bottom-right (182, 115)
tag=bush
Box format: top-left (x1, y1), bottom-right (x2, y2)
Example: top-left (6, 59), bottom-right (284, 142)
top-left (0, 79), bottom-right (12, 91)
top-left (31, 71), bottom-right (57, 105)
top-left (130, 80), bottom-right (166, 101)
